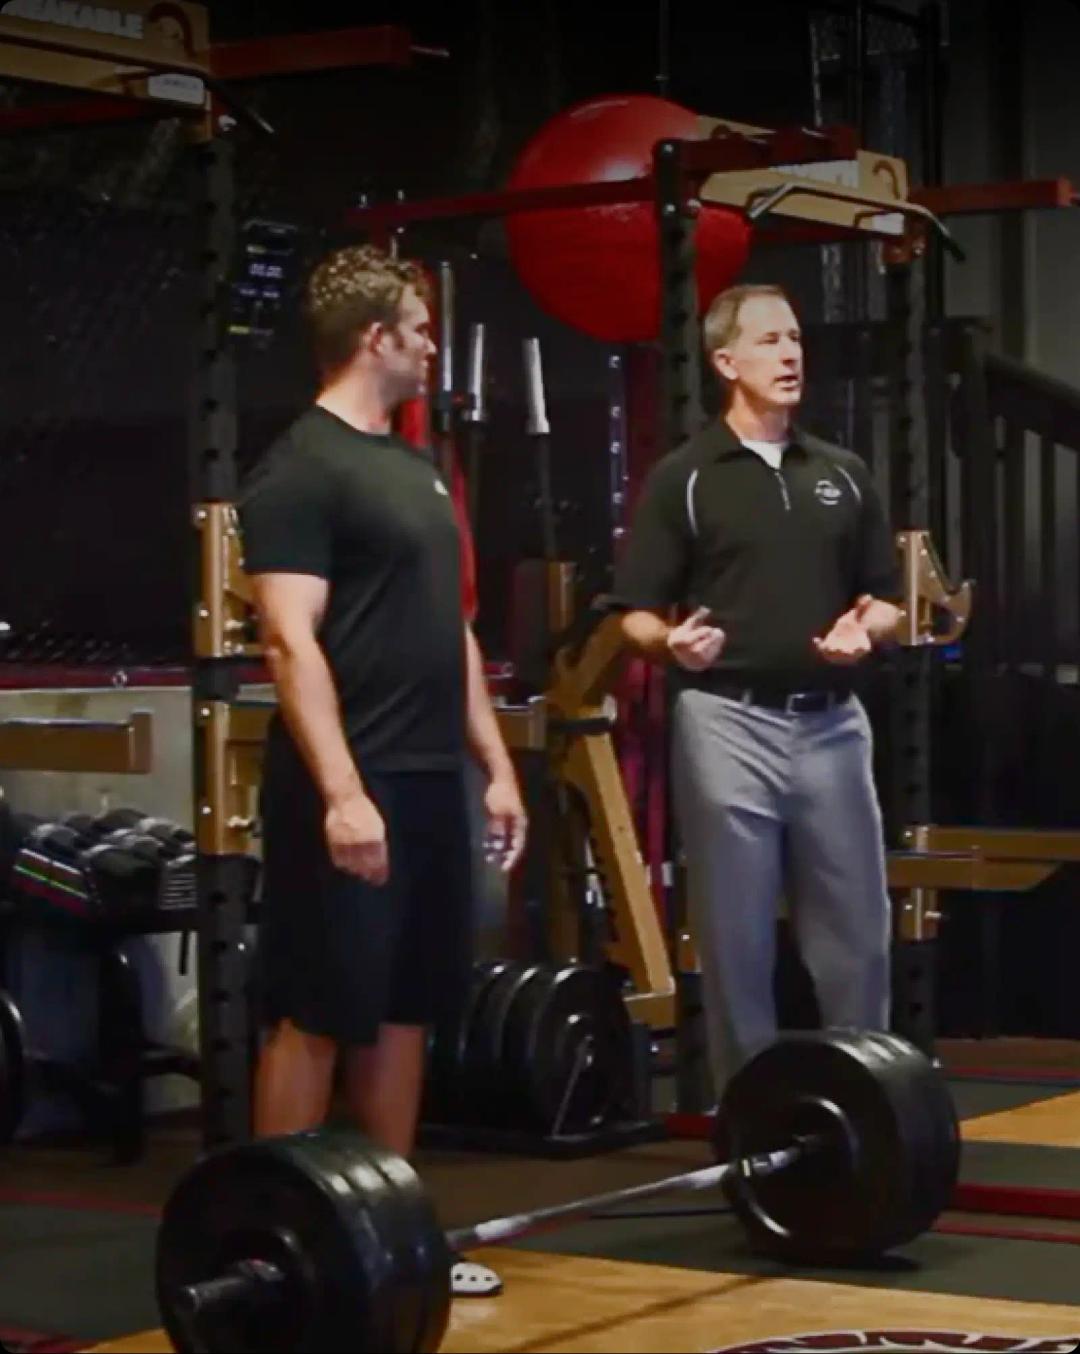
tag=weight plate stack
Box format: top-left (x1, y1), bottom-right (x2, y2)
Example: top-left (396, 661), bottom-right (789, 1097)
top-left (157, 1130), bottom-right (447, 1353)
top-left (499, 964), bottom-right (634, 1134)
top-left (458, 963), bottom-right (543, 1128)
top-left (424, 959), bottom-right (514, 1126)
top-left (720, 1028), bottom-right (960, 1264)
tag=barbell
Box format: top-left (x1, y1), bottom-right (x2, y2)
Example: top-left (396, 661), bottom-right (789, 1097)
top-left (156, 1028), bottom-right (960, 1354)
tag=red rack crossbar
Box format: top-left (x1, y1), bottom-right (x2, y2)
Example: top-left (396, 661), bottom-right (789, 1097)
top-left (345, 125), bottom-right (862, 234)
top-left (0, 24), bottom-right (416, 136)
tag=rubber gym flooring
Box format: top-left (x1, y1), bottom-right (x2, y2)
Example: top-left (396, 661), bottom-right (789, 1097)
top-left (3, 1041), bottom-right (1080, 1353)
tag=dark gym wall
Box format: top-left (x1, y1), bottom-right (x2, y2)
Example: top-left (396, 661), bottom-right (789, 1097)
top-left (943, 0), bottom-right (1080, 384)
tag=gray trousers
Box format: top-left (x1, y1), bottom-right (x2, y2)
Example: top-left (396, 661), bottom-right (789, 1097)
top-left (671, 688), bottom-right (891, 1097)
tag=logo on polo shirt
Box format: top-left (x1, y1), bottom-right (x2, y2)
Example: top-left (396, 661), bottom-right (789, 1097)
top-left (814, 478), bottom-right (842, 506)
top-left (434, 479), bottom-right (449, 496)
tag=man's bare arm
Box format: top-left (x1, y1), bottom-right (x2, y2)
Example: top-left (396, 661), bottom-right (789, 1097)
top-left (855, 594), bottom-right (904, 645)
top-left (252, 573), bottom-right (387, 882)
top-left (621, 607), bottom-right (726, 670)
top-left (620, 609), bottom-right (675, 661)
top-left (464, 625), bottom-right (515, 783)
top-left (464, 624), bottom-right (527, 872)
top-left (253, 573), bottom-right (361, 803)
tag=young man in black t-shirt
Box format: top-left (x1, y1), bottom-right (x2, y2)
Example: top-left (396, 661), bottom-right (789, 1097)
top-left (239, 245), bottom-right (525, 1296)
top-left (614, 284), bottom-right (902, 1104)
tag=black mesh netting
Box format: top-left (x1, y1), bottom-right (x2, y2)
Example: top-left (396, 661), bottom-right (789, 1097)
top-left (0, 36), bottom-right (627, 668)
top-left (0, 40), bottom-right (488, 666)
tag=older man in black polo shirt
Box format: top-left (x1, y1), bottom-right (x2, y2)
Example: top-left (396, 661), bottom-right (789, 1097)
top-left (614, 283), bottom-right (902, 1099)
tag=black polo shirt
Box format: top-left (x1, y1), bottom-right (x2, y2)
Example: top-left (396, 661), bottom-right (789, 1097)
top-left (611, 419), bottom-right (899, 692)
top-left (238, 406), bottom-right (467, 771)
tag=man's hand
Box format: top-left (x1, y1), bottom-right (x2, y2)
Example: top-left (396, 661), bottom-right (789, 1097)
top-left (325, 792), bottom-right (389, 885)
top-left (813, 606), bottom-right (872, 666)
top-left (666, 606), bottom-right (726, 672)
top-left (482, 775), bottom-right (528, 874)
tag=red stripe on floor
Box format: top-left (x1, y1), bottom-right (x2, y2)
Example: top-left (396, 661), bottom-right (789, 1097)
top-left (0, 1187), bottom-right (159, 1218)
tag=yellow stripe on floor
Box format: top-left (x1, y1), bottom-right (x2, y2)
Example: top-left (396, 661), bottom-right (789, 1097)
top-left (962, 1089), bottom-right (1080, 1147)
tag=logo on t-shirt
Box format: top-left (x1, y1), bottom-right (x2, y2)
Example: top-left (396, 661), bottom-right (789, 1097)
top-left (814, 478), bottom-right (842, 506)
top-left (433, 479), bottom-right (449, 496)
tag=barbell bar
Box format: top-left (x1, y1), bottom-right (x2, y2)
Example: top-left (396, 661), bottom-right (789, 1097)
top-left (157, 1029), bottom-right (961, 1353)
top-left (445, 1144), bottom-right (803, 1252)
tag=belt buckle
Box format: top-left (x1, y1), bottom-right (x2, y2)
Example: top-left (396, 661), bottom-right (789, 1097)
top-left (786, 691), bottom-right (823, 714)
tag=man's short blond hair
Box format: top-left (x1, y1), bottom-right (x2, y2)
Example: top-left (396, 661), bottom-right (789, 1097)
top-left (305, 245), bottom-right (431, 376)
top-left (702, 283), bottom-right (792, 356)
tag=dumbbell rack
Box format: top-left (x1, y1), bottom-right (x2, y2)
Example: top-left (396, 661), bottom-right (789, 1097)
top-left (12, 841), bottom-right (196, 927)
top-left (0, 800), bottom-right (216, 1160)
top-left (0, 709), bottom-right (212, 1158)
top-left (19, 923), bottom-right (200, 1164)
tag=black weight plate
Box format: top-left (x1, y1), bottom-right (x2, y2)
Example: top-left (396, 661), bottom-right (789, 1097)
top-left (535, 968), bottom-right (634, 1132)
top-left (460, 963), bottom-right (544, 1126)
top-left (835, 1030), bottom-right (951, 1243)
top-left (360, 1142), bottom-right (451, 1353)
top-left (498, 967), bottom-right (558, 1123)
top-left (293, 1132), bottom-right (449, 1354)
top-left (502, 965), bottom-right (634, 1133)
top-left (0, 988), bottom-right (26, 1144)
top-left (862, 1030), bottom-right (960, 1239)
top-left (157, 1132), bottom-right (404, 1353)
top-left (842, 1029), bottom-right (960, 1245)
top-left (720, 1029), bottom-right (958, 1264)
top-left (425, 959), bottom-right (514, 1125)
top-left (283, 1134), bottom-right (416, 1352)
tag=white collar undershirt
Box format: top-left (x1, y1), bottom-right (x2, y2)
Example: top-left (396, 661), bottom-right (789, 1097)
top-left (739, 438), bottom-right (789, 471)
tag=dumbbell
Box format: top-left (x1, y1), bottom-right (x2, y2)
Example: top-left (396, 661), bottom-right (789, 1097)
top-left (27, 822), bottom-right (84, 864)
top-left (93, 809), bottom-right (195, 860)
top-left (79, 835), bottom-right (165, 919)
top-left (100, 830), bottom-right (170, 867)
top-left (59, 812), bottom-right (98, 842)
top-left (15, 821), bottom-right (161, 920)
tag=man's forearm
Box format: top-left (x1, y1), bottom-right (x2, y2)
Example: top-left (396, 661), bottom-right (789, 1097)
top-left (464, 626), bottom-right (515, 781)
top-left (857, 596), bottom-right (903, 646)
top-left (620, 609), bottom-right (673, 663)
top-left (266, 638), bottom-right (365, 807)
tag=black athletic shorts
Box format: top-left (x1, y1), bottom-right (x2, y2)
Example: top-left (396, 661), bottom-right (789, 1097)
top-left (255, 725), bottom-right (476, 1046)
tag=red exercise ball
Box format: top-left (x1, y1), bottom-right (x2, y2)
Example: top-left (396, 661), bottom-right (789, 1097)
top-left (505, 94), bottom-right (753, 344)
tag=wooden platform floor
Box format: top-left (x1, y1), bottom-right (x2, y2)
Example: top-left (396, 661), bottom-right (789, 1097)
top-left (963, 1090), bottom-right (1080, 1148)
top-left (88, 1247), bottom-right (1080, 1353)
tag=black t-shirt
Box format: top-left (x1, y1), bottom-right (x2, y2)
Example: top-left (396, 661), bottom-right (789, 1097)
top-left (238, 406), bottom-right (466, 770)
top-left (612, 420), bottom-right (900, 691)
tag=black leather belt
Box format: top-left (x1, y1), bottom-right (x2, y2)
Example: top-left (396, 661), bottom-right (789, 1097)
top-left (710, 682), bottom-right (852, 714)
